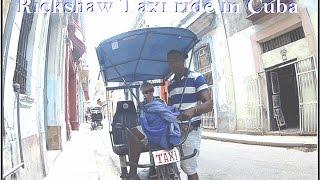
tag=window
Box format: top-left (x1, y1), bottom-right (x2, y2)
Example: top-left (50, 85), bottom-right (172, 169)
top-left (194, 44), bottom-right (211, 71)
top-left (12, 5), bottom-right (34, 94)
top-left (261, 27), bottom-right (305, 53)
top-left (193, 44), bottom-right (213, 85)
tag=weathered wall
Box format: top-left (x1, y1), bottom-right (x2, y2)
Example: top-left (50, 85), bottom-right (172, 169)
top-left (3, 9), bottom-right (25, 180)
top-left (210, 0), bottom-right (237, 132)
top-left (17, 135), bottom-right (44, 180)
top-left (46, 13), bottom-right (68, 148)
top-left (225, 1), bottom-right (318, 132)
top-left (219, 0), bottom-right (253, 37)
top-left (298, 0), bottom-right (318, 42)
top-left (3, 9), bottom-right (51, 180)
top-left (2, 0), bottom-right (11, 32)
top-left (227, 27), bottom-right (260, 131)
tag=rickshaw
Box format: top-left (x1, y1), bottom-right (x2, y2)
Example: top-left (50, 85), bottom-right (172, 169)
top-left (96, 27), bottom-right (200, 180)
top-left (90, 107), bottom-right (103, 130)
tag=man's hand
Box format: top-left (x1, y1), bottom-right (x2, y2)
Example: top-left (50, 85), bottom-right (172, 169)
top-left (178, 108), bottom-right (196, 133)
top-left (177, 108), bottom-right (196, 121)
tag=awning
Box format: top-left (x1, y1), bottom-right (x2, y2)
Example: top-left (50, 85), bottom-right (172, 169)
top-left (96, 27), bottom-right (199, 83)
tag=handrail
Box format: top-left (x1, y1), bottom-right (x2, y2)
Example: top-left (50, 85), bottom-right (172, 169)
top-left (13, 84), bottom-right (25, 167)
top-left (2, 163), bottom-right (24, 179)
top-left (3, 84), bottom-right (25, 180)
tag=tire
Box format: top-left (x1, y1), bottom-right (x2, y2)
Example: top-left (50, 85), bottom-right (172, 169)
top-left (154, 163), bottom-right (181, 180)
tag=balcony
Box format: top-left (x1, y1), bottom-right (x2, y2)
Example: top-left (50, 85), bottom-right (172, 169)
top-left (67, 14), bottom-right (86, 61)
top-left (243, 0), bottom-right (296, 22)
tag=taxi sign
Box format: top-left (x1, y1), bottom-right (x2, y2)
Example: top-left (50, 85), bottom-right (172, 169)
top-left (152, 147), bottom-right (180, 166)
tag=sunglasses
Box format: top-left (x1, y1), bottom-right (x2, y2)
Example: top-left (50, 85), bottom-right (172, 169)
top-left (142, 89), bottom-right (154, 95)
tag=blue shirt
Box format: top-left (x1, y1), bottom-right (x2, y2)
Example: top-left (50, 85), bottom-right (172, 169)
top-left (140, 100), bottom-right (181, 149)
top-left (168, 68), bottom-right (209, 123)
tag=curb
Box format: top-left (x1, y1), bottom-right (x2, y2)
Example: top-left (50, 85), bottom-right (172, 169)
top-left (201, 135), bottom-right (317, 148)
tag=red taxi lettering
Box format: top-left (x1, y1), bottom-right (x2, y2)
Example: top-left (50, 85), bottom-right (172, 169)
top-left (163, 153), bottom-right (169, 163)
top-left (156, 154), bottom-right (163, 164)
top-left (174, 150), bottom-right (178, 160)
top-left (168, 151), bottom-right (175, 161)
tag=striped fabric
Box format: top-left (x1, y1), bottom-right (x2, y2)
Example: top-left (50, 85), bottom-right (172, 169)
top-left (168, 68), bottom-right (208, 122)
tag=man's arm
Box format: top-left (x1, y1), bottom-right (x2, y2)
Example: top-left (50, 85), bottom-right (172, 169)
top-left (177, 89), bottom-right (213, 121)
top-left (195, 89), bottom-right (213, 115)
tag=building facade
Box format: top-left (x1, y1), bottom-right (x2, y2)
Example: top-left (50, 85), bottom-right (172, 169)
top-left (2, 1), bottom-right (89, 179)
top-left (228, 0), bottom-right (318, 135)
top-left (129, 0), bottom-right (318, 135)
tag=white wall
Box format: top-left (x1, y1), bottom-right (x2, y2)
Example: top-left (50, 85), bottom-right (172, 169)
top-left (228, 27), bottom-right (258, 129)
top-left (3, 10), bottom-right (51, 179)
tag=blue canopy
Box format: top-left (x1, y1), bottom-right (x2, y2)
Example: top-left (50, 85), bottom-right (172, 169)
top-left (96, 27), bottom-right (199, 83)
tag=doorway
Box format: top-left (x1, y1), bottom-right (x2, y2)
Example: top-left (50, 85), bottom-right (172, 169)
top-left (267, 64), bottom-right (299, 131)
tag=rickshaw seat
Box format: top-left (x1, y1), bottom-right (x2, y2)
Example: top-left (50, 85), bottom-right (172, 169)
top-left (111, 101), bottom-right (138, 155)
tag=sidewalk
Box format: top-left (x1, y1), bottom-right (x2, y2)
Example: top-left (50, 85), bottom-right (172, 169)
top-left (42, 123), bottom-right (118, 180)
top-left (202, 130), bottom-right (318, 148)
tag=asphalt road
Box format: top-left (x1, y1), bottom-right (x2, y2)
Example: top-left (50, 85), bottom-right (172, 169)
top-left (91, 123), bottom-right (318, 180)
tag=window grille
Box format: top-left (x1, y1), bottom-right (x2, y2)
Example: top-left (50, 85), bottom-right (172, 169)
top-left (194, 44), bottom-right (212, 71)
top-left (12, 5), bottom-right (34, 94)
top-left (193, 44), bottom-right (215, 129)
top-left (261, 27), bottom-right (305, 53)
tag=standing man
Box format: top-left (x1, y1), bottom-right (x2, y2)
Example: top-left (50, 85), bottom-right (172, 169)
top-left (167, 50), bottom-right (213, 180)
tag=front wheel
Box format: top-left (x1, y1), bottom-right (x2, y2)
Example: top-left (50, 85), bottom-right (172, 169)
top-left (91, 122), bottom-right (97, 130)
top-left (152, 163), bottom-right (181, 180)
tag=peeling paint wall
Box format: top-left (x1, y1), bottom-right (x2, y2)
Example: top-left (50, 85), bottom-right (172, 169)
top-left (298, 0), bottom-right (318, 42)
top-left (209, 0), bottom-right (238, 132)
top-left (227, 27), bottom-right (260, 131)
top-left (219, 0), bottom-right (253, 37)
top-left (3, 8), bottom-right (51, 180)
top-left (221, 0), bottom-right (318, 133)
top-left (2, 0), bottom-right (11, 32)
top-left (45, 13), bottom-right (69, 149)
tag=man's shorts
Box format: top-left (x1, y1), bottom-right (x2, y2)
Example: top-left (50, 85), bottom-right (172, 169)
top-left (180, 128), bottom-right (202, 175)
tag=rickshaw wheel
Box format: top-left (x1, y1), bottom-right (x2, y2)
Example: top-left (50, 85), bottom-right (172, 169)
top-left (152, 163), bottom-right (181, 180)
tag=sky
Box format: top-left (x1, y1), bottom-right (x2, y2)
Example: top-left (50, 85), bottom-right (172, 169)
top-left (83, 10), bottom-right (137, 103)
top-left (81, 0), bottom-right (193, 104)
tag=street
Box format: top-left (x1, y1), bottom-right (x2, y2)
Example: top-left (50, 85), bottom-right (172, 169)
top-left (50, 122), bottom-right (318, 180)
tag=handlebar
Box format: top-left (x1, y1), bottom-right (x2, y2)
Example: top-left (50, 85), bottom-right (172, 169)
top-left (126, 161), bottom-right (154, 168)
top-left (126, 149), bottom-right (198, 168)
top-left (113, 121), bottom-right (199, 168)
top-left (174, 119), bottom-right (201, 147)
top-left (174, 120), bottom-right (193, 146)
top-left (180, 149), bottom-right (198, 161)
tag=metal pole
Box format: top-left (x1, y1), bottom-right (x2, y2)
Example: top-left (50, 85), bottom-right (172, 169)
top-left (2, 163), bottom-right (24, 179)
top-left (13, 84), bottom-right (25, 167)
top-left (257, 73), bottom-right (264, 135)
